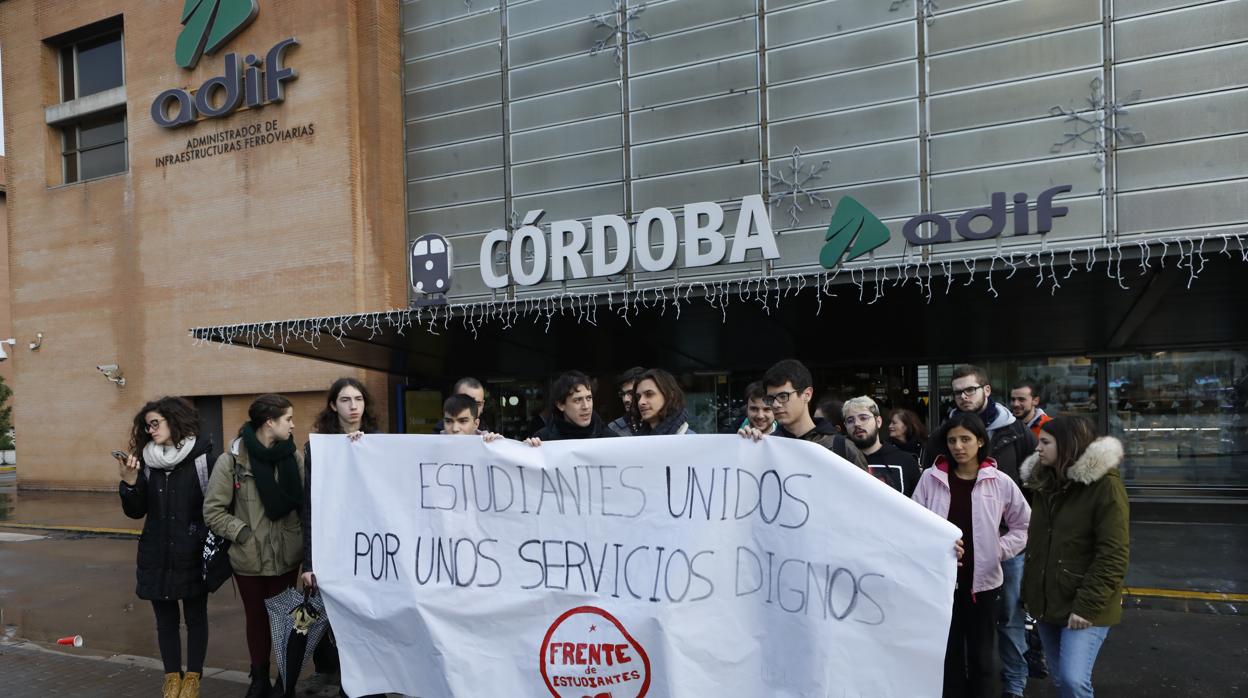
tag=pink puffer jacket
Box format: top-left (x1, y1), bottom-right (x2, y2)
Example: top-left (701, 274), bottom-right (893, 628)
top-left (912, 456), bottom-right (1031, 594)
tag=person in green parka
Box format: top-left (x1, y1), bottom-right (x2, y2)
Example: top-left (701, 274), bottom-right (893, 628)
top-left (203, 394), bottom-right (305, 698)
top-left (1020, 416), bottom-right (1129, 698)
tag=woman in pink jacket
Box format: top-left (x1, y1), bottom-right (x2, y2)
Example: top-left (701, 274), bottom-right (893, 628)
top-left (913, 412), bottom-right (1031, 698)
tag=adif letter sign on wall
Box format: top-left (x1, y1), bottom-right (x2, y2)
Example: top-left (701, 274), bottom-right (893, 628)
top-left (151, 38), bottom-right (299, 128)
top-left (479, 195), bottom-right (781, 289)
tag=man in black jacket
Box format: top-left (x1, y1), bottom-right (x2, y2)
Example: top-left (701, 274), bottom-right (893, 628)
top-left (738, 359), bottom-right (868, 470)
top-left (526, 370), bottom-right (617, 443)
top-left (943, 364), bottom-right (1038, 698)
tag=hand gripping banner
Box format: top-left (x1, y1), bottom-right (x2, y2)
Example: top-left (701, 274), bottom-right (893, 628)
top-left (311, 434), bottom-right (959, 697)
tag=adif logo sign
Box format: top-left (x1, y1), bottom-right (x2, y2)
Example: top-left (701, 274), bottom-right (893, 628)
top-left (819, 197), bottom-right (890, 269)
top-left (175, 0), bottom-right (259, 69)
top-left (152, 0), bottom-right (299, 129)
top-left (819, 185), bottom-right (1073, 269)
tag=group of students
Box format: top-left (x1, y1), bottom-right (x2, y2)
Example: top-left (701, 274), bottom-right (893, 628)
top-left (117, 379), bottom-right (384, 698)
top-left (117, 360), bottom-right (1128, 698)
top-left (900, 366), bottom-right (1127, 698)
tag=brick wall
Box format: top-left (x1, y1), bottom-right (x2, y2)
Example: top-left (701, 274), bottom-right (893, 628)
top-left (0, 1), bottom-right (406, 488)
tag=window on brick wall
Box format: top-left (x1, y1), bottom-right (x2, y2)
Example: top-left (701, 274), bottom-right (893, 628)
top-left (62, 112), bottom-right (128, 184)
top-left (49, 19), bottom-right (128, 184)
top-left (59, 31), bottom-right (125, 102)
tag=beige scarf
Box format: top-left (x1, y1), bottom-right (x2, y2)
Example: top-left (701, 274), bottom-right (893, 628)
top-left (143, 436), bottom-right (197, 470)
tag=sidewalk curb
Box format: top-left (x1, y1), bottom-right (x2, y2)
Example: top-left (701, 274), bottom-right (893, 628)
top-left (0, 522), bottom-right (140, 536)
top-left (0, 639), bottom-right (249, 684)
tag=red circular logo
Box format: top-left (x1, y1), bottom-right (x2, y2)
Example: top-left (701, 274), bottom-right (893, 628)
top-left (539, 606), bottom-right (651, 698)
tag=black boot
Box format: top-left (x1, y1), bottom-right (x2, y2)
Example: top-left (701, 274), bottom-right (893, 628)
top-left (245, 664), bottom-right (270, 698)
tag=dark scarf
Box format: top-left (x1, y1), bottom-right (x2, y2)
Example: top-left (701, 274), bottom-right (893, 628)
top-left (977, 399), bottom-right (1001, 427)
top-left (550, 411), bottom-right (609, 439)
top-left (641, 409), bottom-right (690, 436)
top-left (241, 424), bottom-right (301, 521)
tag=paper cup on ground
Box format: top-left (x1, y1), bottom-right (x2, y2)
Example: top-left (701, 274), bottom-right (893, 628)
top-left (57, 635), bottom-right (83, 647)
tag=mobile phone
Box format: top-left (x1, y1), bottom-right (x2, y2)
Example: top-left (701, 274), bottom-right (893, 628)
top-left (111, 450), bottom-right (129, 462)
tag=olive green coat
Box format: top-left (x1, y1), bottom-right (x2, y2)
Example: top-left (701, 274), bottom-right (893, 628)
top-left (1021, 437), bottom-right (1130, 627)
top-left (202, 437), bottom-right (305, 577)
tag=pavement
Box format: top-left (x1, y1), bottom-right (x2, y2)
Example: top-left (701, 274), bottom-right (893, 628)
top-left (0, 486), bottom-right (1244, 696)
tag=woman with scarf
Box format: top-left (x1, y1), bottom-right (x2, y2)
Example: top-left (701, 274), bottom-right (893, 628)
top-left (118, 396), bottom-right (214, 698)
top-left (203, 394), bottom-right (304, 698)
top-left (632, 368), bottom-right (696, 436)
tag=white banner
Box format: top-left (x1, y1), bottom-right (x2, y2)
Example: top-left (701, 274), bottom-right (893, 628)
top-left (311, 434), bottom-right (959, 698)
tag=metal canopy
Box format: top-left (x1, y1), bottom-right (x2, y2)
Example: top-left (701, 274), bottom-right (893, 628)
top-left (190, 253), bottom-right (1248, 378)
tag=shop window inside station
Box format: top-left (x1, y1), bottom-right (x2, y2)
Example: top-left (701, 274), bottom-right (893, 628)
top-left (1109, 350), bottom-right (1248, 489)
top-left (935, 358), bottom-right (1100, 427)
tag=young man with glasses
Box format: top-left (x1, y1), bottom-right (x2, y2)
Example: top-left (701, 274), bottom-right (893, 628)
top-left (945, 365), bottom-right (1039, 698)
top-left (842, 396), bottom-right (920, 496)
top-left (608, 366), bottom-right (645, 437)
top-left (738, 359), bottom-right (867, 470)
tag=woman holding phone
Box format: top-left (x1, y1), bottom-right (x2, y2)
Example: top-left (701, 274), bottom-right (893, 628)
top-left (117, 396), bottom-right (214, 698)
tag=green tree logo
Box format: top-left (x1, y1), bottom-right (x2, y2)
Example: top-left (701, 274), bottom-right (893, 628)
top-left (819, 196), bottom-right (891, 269)
top-left (175, 0), bottom-right (260, 69)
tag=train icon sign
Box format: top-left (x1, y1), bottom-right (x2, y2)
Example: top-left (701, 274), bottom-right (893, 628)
top-left (410, 234), bottom-right (453, 305)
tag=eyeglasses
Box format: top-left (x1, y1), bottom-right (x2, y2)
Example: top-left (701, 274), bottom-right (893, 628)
top-left (845, 414), bottom-right (876, 426)
top-left (144, 418), bottom-right (166, 432)
top-left (763, 390), bottom-right (799, 407)
top-left (953, 385), bottom-right (984, 399)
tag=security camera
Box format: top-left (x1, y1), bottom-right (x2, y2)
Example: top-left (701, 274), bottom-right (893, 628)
top-left (97, 364), bottom-right (125, 387)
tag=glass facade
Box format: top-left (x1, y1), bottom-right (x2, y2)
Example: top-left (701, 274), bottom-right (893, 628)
top-left (1109, 350), bottom-right (1248, 490)
top-left (935, 358), bottom-right (1100, 426)
top-left (923, 352), bottom-right (1248, 493)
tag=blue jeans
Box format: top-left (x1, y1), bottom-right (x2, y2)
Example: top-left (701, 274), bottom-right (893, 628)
top-left (998, 553), bottom-right (1028, 695)
top-left (1036, 621), bottom-right (1110, 698)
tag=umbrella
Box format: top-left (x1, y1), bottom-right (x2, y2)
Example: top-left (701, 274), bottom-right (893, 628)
top-left (264, 586), bottom-right (329, 697)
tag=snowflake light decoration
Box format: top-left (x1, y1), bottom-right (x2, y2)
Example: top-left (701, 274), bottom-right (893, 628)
top-left (889, 0), bottom-right (939, 25)
top-left (1050, 77), bottom-right (1145, 171)
top-left (494, 210), bottom-right (537, 266)
top-left (768, 147), bottom-right (834, 228)
top-left (589, 1), bottom-right (650, 66)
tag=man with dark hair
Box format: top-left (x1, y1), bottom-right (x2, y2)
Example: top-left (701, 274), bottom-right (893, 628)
top-left (1009, 377), bottom-right (1054, 681)
top-left (739, 359), bottom-right (868, 470)
top-left (945, 364), bottom-right (1038, 698)
top-left (1010, 379), bottom-right (1052, 438)
top-left (813, 396), bottom-right (846, 435)
top-left (842, 396), bottom-right (920, 496)
top-left (527, 371), bottom-right (616, 443)
top-left (739, 381), bottom-right (777, 434)
top-left (434, 377), bottom-right (489, 434)
top-left (608, 366), bottom-right (646, 437)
